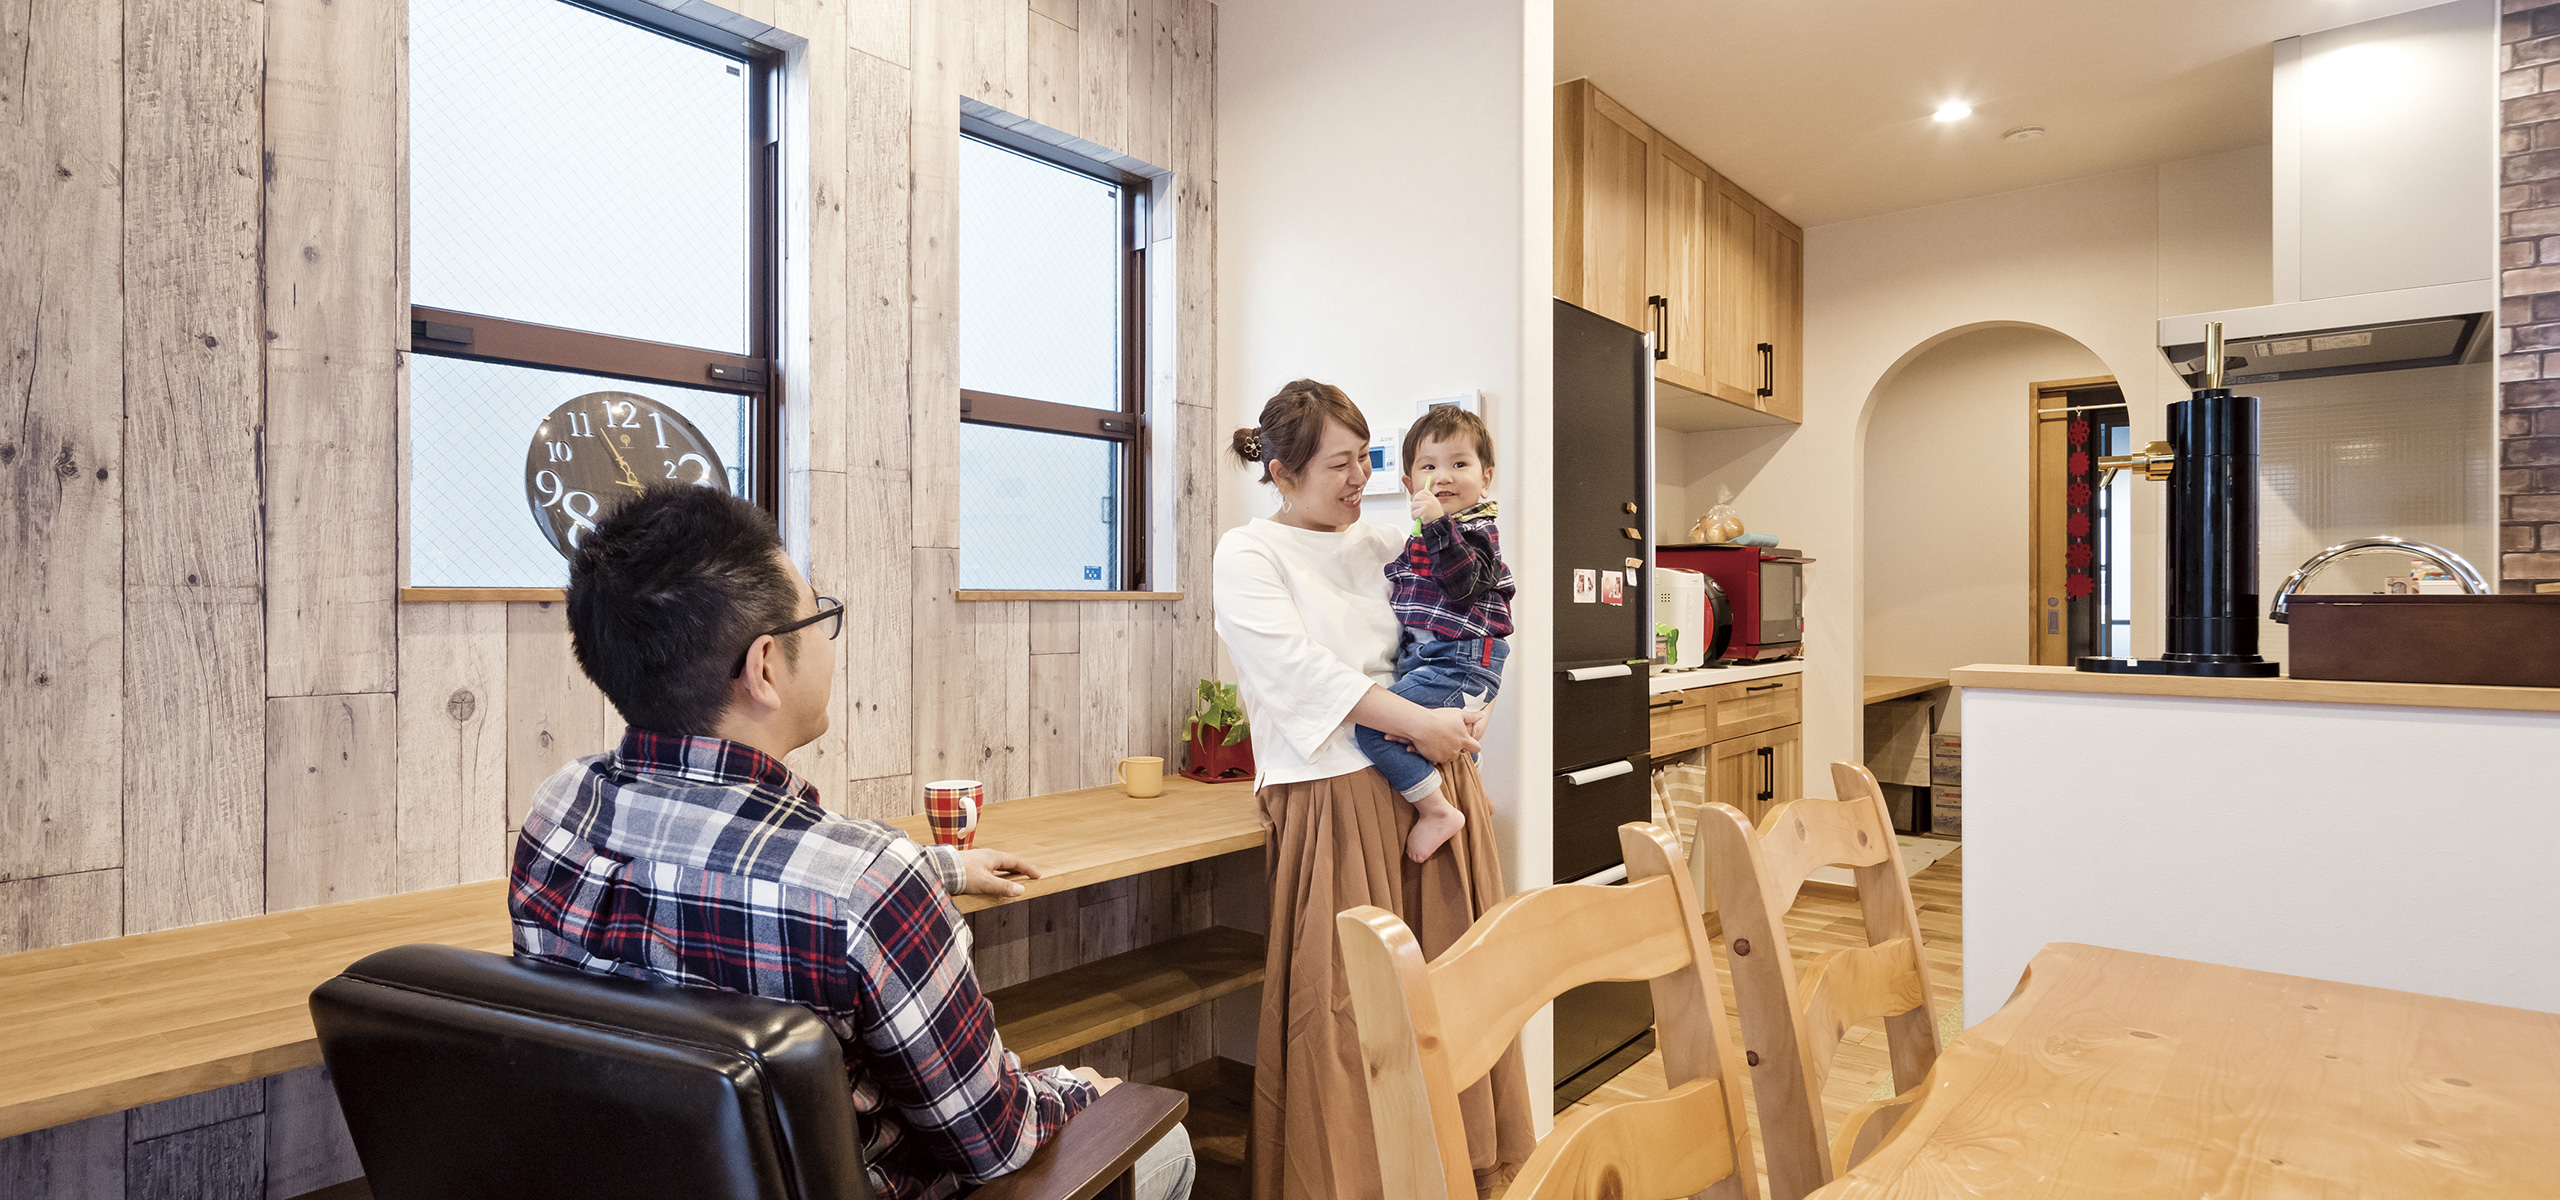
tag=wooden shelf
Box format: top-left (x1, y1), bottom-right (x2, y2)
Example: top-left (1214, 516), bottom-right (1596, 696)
top-left (1863, 675), bottom-right (1947, 706)
top-left (886, 776), bottom-right (1263, 914)
top-left (989, 928), bottom-right (1266, 1063)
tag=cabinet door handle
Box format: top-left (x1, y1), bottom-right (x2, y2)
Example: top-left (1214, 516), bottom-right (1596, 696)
top-left (1745, 682), bottom-right (1782, 693)
top-left (1757, 745), bottom-right (1774, 802)
top-left (1757, 342), bottom-right (1774, 398)
top-left (1649, 296), bottom-right (1669, 361)
top-left (1649, 698), bottom-right (1682, 711)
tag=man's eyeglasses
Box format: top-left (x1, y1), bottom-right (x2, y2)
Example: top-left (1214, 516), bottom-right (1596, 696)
top-left (733, 596), bottom-right (844, 678)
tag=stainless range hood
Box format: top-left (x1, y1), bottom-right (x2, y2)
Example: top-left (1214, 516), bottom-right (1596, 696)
top-left (2161, 307), bottom-right (2486, 388)
top-left (2157, 1), bottom-right (2495, 386)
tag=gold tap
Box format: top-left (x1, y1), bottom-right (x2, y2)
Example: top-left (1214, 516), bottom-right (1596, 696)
top-left (2098, 321), bottom-right (2225, 485)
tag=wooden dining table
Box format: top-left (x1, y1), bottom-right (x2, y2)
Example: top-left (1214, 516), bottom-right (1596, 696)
top-left (1811, 942), bottom-right (2560, 1198)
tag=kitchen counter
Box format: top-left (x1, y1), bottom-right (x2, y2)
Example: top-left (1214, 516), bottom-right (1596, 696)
top-left (1950, 663), bottom-right (2560, 714)
top-left (1955, 661), bottom-right (2560, 1022)
top-left (1648, 659), bottom-right (1803, 696)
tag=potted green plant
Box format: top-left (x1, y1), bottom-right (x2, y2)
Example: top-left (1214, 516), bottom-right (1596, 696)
top-left (1181, 679), bottom-right (1256, 782)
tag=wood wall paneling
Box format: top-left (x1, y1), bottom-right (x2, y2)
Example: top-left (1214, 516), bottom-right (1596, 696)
top-left (261, 0), bottom-right (402, 699)
top-left (1077, 602), bottom-right (1134, 784)
top-left (967, 599), bottom-right (1032, 801)
top-left (504, 602), bottom-right (608, 830)
top-left (848, 47), bottom-right (914, 474)
top-left (266, 694), bottom-right (401, 913)
top-left (1076, 0), bottom-right (1130, 157)
top-left (844, 467), bottom-right (917, 780)
top-left (908, 0), bottom-right (964, 553)
top-left (837, 773), bottom-right (917, 821)
top-left (789, 467), bottom-right (855, 804)
top-left (1030, 0), bottom-right (1078, 30)
top-left (850, 0), bottom-right (915, 68)
top-left (0, 870), bottom-right (122, 956)
top-left (124, 1113), bottom-right (263, 1200)
top-left (0, 1113), bottom-right (124, 1200)
top-left (1027, 12), bottom-right (1078, 134)
top-left (1026, 653), bottom-right (1082, 795)
top-left (260, 1067), bottom-right (361, 1200)
top-left (0, 0), bottom-right (124, 894)
top-left (393, 603), bottom-right (508, 891)
top-left (121, 0), bottom-right (269, 937)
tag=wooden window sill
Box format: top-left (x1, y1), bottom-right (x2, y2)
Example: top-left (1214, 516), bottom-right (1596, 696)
top-left (400, 587), bottom-right (566, 604)
top-left (955, 590), bottom-right (1184, 602)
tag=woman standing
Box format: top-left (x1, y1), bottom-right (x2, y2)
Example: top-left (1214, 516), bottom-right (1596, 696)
top-left (1213, 381), bottom-right (1534, 1200)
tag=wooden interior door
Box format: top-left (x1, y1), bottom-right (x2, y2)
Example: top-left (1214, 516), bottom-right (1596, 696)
top-left (1647, 140), bottom-right (1714, 391)
top-left (2028, 377), bottom-right (2118, 665)
top-left (1556, 81), bottom-right (1653, 330)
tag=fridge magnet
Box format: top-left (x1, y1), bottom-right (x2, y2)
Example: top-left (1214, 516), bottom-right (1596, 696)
top-left (1601, 570), bottom-right (1625, 606)
top-left (1572, 569), bottom-right (1597, 603)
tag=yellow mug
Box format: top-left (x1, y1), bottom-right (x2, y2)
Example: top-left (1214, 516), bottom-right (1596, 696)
top-left (1116, 755), bottom-right (1165, 798)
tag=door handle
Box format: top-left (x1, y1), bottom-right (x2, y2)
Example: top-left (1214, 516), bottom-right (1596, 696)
top-left (1565, 664), bottom-right (1633, 681)
top-left (1757, 342), bottom-right (1774, 398)
top-left (1649, 296), bottom-right (1668, 361)
top-left (1564, 760), bottom-right (1636, 786)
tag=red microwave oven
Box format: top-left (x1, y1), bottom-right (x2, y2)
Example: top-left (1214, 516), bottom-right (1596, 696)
top-left (1656, 544), bottom-right (1808, 662)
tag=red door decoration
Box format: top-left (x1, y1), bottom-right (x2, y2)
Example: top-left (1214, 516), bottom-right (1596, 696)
top-left (2064, 419), bottom-right (2094, 601)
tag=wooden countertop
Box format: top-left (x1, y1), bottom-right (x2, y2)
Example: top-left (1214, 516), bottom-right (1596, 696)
top-left (1811, 942), bottom-right (2560, 1198)
top-left (886, 776), bottom-right (1262, 913)
top-left (1951, 663), bottom-right (2560, 714)
top-left (1861, 675), bottom-right (1946, 705)
top-left (0, 777), bottom-right (1263, 1138)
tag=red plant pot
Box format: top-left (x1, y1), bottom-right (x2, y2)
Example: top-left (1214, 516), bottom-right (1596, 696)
top-left (1182, 725), bottom-right (1256, 782)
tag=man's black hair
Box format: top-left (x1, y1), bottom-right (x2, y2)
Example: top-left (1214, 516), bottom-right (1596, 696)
top-left (565, 483), bottom-right (801, 735)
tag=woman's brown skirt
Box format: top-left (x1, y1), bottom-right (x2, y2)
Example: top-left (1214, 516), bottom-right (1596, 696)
top-left (1250, 756), bottom-right (1536, 1200)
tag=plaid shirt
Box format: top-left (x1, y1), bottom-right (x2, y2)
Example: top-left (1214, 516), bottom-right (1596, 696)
top-left (509, 729), bottom-right (1096, 1200)
top-left (1386, 500), bottom-right (1517, 641)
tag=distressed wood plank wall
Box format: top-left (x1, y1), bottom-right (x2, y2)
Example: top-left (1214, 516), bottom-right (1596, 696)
top-left (0, 0), bottom-right (1223, 1193)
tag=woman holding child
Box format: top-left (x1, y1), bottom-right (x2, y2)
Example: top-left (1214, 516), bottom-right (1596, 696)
top-left (1212, 381), bottom-right (1533, 1200)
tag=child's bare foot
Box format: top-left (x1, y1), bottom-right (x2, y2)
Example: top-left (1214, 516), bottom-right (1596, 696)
top-left (1407, 792), bottom-right (1466, 862)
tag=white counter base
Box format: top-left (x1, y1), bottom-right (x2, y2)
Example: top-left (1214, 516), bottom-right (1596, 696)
top-left (1963, 684), bottom-right (2560, 1024)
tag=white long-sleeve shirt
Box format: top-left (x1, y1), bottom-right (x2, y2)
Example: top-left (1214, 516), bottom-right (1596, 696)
top-left (1212, 517), bottom-right (1406, 788)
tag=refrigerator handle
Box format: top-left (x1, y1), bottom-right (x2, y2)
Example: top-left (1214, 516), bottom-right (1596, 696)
top-left (1563, 759), bottom-right (1636, 787)
top-left (1564, 664), bottom-right (1633, 682)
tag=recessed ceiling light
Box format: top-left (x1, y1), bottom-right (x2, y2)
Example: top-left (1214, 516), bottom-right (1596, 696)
top-left (1933, 102), bottom-right (1972, 122)
top-left (2004, 125), bottom-right (2046, 142)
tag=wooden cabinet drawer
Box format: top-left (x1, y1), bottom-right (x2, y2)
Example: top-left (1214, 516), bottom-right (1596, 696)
top-left (1647, 688), bottom-right (1713, 758)
top-left (1704, 674), bottom-right (1800, 742)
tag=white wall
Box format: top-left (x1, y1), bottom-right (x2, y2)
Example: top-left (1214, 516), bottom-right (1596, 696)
top-left (1216, 0), bottom-right (1558, 1096)
top-left (1662, 146), bottom-right (2272, 781)
top-left (1861, 327), bottom-right (2107, 728)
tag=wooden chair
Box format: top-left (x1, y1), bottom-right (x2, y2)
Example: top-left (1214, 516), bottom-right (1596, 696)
top-left (1694, 762), bottom-right (1944, 1200)
top-left (1337, 823), bottom-right (1761, 1200)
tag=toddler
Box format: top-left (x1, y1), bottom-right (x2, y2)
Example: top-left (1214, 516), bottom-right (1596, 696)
top-left (1355, 406), bottom-right (1515, 863)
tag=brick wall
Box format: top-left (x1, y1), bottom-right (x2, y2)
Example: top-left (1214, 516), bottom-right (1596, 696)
top-left (2501, 2), bottom-right (2560, 591)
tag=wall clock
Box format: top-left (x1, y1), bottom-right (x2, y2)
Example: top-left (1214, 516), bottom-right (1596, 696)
top-left (523, 391), bottom-right (728, 556)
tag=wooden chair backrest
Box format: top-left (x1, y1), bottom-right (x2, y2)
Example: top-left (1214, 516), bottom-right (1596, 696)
top-left (1694, 762), bottom-right (1944, 1200)
top-left (1337, 823), bottom-right (1761, 1200)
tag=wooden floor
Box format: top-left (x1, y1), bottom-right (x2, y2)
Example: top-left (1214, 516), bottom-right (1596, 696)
top-left (1560, 844), bottom-right (1965, 1197)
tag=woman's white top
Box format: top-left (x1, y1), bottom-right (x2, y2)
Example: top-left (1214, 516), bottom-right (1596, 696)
top-left (1212, 517), bottom-right (1405, 789)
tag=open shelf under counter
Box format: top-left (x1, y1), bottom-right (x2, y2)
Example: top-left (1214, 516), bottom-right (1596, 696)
top-left (884, 776), bottom-right (1263, 914)
top-left (988, 927), bottom-right (1266, 1063)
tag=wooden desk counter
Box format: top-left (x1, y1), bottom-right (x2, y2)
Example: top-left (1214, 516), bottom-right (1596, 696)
top-left (0, 776), bottom-right (1263, 1139)
top-left (1813, 943), bottom-right (2560, 1199)
top-left (1861, 674), bottom-right (1946, 706)
top-left (885, 776), bottom-right (1263, 914)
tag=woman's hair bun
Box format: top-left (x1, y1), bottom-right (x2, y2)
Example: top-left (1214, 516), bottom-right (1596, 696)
top-left (1230, 427), bottom-right (1265, 464)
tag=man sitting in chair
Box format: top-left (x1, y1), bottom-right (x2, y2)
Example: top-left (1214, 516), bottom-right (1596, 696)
top-left (509, 483), bottom-right (1193, 1200)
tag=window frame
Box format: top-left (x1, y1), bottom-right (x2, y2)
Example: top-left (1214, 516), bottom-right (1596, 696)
top-left (956, 117), bottom-right (1153, 593)
top-left (402, 0), bottom-right (782, 599)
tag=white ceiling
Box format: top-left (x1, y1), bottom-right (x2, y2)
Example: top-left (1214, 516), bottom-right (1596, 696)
top-left (1557, 0), bottom-right (2464, 227)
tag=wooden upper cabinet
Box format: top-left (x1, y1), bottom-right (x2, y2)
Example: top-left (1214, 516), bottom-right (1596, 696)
top-left (1555, 79), bottom-right (1654, 331)
top-left (1646, 139), bottom-right (1715, 394)
top-left (1557, 80), bottom-right (1803, 426)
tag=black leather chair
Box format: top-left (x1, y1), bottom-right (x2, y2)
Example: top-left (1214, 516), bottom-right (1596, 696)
top-left (311, 944), bottom-right (1186, 1200)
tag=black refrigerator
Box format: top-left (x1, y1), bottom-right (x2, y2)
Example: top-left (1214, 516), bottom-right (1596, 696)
top-left (1549, 299), bottom-right (1656, 1105)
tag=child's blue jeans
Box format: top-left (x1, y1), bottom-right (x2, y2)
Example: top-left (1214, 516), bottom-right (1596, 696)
top-left (1354, 635), bottom-right (1509, 803)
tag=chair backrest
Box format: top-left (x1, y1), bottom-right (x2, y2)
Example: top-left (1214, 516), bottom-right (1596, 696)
top-left (309, 944), bottom-right (876, 1200)
top-left (1695, 762), bottom-right (1944, 1200)
top-left (1337, 823), bottom-right (1760, 1200)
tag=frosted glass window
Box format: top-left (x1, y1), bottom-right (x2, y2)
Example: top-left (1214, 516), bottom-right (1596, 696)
top-left (957, 425), bottom-right (1122, 590)
top-left (411, 0), bottom-right (749, 352)
top-left (959, 138), bottom-right (1123, 409)
top-left (409, 357), bottom-right (753, 588)
top-left (2254, 361), bottom-right (2495, 662)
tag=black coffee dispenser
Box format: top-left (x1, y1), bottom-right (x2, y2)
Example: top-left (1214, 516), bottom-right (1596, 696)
top-left (2078, 322), bottom-right (2281, 678)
